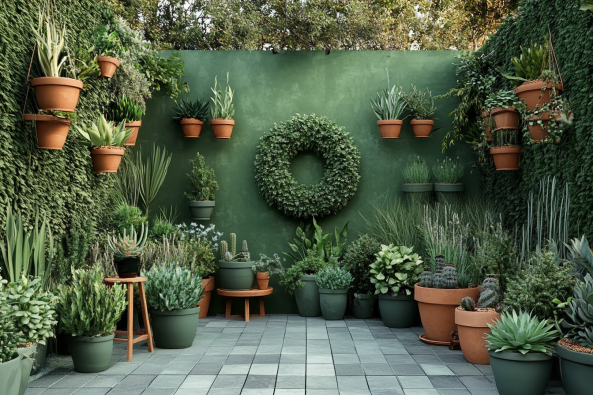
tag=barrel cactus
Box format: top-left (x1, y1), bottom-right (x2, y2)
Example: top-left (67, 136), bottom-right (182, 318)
top-left (433, 271), bottom-right (445, 289)
top-left (419, 268), bottom-right (433, 288)
top-left (442, 263), bottom-right (457, 280)
top-left (461, 296), bottom-right (476, 311)
top-left (434, 254), bottom-right (445, 272)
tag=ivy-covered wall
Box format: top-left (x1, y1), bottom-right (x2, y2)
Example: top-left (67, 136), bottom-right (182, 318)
top-left (477, 0), bottom-right (593, 236)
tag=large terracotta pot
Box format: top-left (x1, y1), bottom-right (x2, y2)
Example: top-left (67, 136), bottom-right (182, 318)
top-left (490, 106), bottom-right (519, 130)
top-left (97, 56), bottom-right (120, 78)
top-left (90, 146), bottom-right (125, 173)
top-left (515, 81), bottom-right (563, 111)
top-left (410, 119), bottom-right (434, 137)
top-left (124, 120), bottom-right (142, 146)
top-left (414, 284), bottom-right (480, 345)
top-left (31, 77), bottom-right (83, 112)
top-left (198, 276), bottom-right (215, 318)
top-left (377, 120), bottom-right (402, 139)
top-left (211, 119), bottom-right (235, 139)
top-left (257, 272), bottom-right (270, 290)
top-left (455, 307), bottom-right (500, 364)
top-left (180, 118), bottom-right (204, 138)
top-left (490, 146), bottom-right (521, 171)
top-left (527, 112), bottom-right (560, 143)
top-left (23, 114), bottom-right (71, 149)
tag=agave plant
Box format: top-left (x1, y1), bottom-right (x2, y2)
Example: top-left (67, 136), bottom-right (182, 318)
top-left (506, 42), bottom-right (549, 84)
top-left (565, 236), bottom-right (593, 277)
top-left (486, 310), bottom-right (558, 355)
top-left (31, 9), bottom-right (69, 78)
top-left (560, 274), bottom-right (593, 348)
top-left (210, 73), bottom-right (234, 120)
top-left (171, 98), bottom-right (209, 121)
top-left (111, 95), bottom-right (143, 123)
top-left (108, 223), bottom-right (148, 259)
top-left (370, 69), bottom-right (407, 120)
top-left (73, 115), bottom-right (132, 147)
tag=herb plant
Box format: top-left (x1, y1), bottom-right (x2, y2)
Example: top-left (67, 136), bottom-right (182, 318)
top-left (342, 235), bottom-right (381, 295)
top-left (316, 267), bottom-right (353, 290)
top-left (74, 115), bottom-right (132, 147)
top-left (402, 157), bottom-right (430, 184)
top-left (171, 98), bottom-right (209, 121)
top-left (143, 264), bottom-right (203, 311)
top-left (253, 254), bottom-right (285, 277)
top-left (280, 251), bottom-right (329, 295)
top-left (184, 152), bottom-right (218, 201)
top-left (370, 70), bottom-right (407, 120)
top-left (284, 218), bottom-right (348, 263)
top-left (210, 73), bottom-right (234, 120)
top-left (486, 310), bottom-right (558, 355)
top-left (370, 245), bottom-right (423, 296)
top-left (0, 276), bottom-right (18, 363)
top-left (402, 85), bottom-right (436, 120)
top-left (433, 157), bottom-right (464, 184)
top-left (111, 95), bottom-right (143, 123)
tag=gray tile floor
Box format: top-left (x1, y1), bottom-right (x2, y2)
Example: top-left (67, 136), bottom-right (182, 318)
top-left (26, 315), bottom-right (566, 395)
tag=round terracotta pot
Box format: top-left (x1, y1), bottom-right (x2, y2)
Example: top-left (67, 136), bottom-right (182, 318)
top-left (515, 81), bottom-right (563, 111)
top-left (490, 146), bottom-right (521, 171)
top-left (97, 56), bottom-right (120, 78)
top-left (377, 120), bottom-right (403, 139)
top-left (256, 272), bottom-right (270, 290)
top-left (124, 120), bottom-right (142, 146)
top-left (23, 114), bottom-right (71, 149)
top-left (211, 119), bottom-right (235, 139)
top-left (455, 307), bottom-right (500, 364)
top-left (414, 284), bottom-right (481, 345)
top-left (527, 112), bottom-right (560, 143)
top-left (90, 146), bottom-right (125, 173)
top-left (410, 119), bottom-right (434, 137)
top-left (198, 276), bottom-right (215, 318)
top-left (31, 77), bottom-right (83, 112)
top-left (490, 106), bottom-right (519, 130)
top-left (180, 118), bottom-right (204, 138)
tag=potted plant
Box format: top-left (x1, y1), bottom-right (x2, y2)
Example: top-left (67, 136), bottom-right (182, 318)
top-left (171, 98), bottom-right (210, 138)
top-left (486, 310), bottom-right (557, 395)
top-left (108, 224), bottom-right (148, 278)
top-left (55, 266), bottom-right (127, 373)
top-left (280, 251), bottom-right (328, 317)
top-left (316, 266), bottom-right (353, 320)
top-left (343, 235), bottom-right (381, 319)
top-left (0, 275), bottom-right (25, 395)
top-left (218, 234), bottom-right (254, 290)
top-left (73, 115), bottom-right (132, 173)
top-left (30, 10), bottom-right (83, 112)
top-left (525, 95), bottom-right (572, 144)
top-left (489, 129), bottom-right (521, 171)
top-left (22, 111), bottom-right (76, 150)
top-left (370, 70), bottom-right (407, 139)
top-left (252, 253), bottom-right (285, 290)
top-left (455, 275), bottom-right (501, 364)
top-left (210, 73), bottom-right (235, 139)
top-left (143, 264), bottom-right (203, 349)
top-left (185, 152), bottom-right (218, 220)
top-left (484, 89), bottom-right (522, 130)
top-left (433, 157), bottom-right (464, 201)
top-left (402, 85), bottom-right (437, 137)
top-left (111, 95), bottom-right (144, 146)
top-left (401, 157), bottom-right (433, 196)
top-left (92, 24), bottom-right (124, 78)
top-left (370, 245), bottom-right (423, 328)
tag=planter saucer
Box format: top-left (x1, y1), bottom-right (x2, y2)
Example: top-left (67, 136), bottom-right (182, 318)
top-left (419, 333), bottom-right (450, 346)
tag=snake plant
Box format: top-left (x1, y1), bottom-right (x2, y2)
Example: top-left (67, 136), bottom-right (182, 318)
top-left (31, 9), bottom-right (69, 78)
top-left (370, 69), bottom-right (407, 120)
top-left (108, 223), bottom-right (148, 259)
top-left (210, 73), bottom-right (234, 120)
top-left (111, 95), bottom-right (143, 123)
top-left (171, 98), bottom-right (209, 121)
top-left (74, 114), bottom-right (132, 147)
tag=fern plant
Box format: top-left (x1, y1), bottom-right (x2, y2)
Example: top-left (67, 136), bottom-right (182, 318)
top-left (171, 98), bottom-right (209, 121)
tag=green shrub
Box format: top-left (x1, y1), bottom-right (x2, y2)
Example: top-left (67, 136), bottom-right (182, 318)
top-left (184, 152), bottom-right (218, 201)
top-left (342, 235), bottom-right (381, 295)
top-left (252, 254), bottom-right (285, 277)
top-left (402, 157), bottom-right (430, 184)
top-left (370, 245), bottom-right (424, 296)
top-left (51, 221), bottom-right (94, 288)
top-left (150, 218), bottom-right (179, 241)
top-left (284, 219), bottom-right (348, 263)
top-left (402, 85), bottom-right (436, 120)
top-left (112, 202), bottom-right (146, 232)
top-left (316, 267), bottom-right (353, 290)
top-left (0, 276), bottom-right (18, 363)
top-left (486, 310), bottom-right (557, 355)
top-left (280, 252), bottom-right (329, 295)
top-left (143, 264), bottom-right (203, 311)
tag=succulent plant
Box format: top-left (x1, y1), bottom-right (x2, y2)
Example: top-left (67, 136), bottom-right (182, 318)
top-left (108, 223), bottom-right (148, 259)
top-left (111, 95), bottom-right (143, 123)
top-left (442, 263), bottom-right (457, 280)
top-left (461, 296), bottom-right (476, 311)
top-left (433, 270), bottom-right (445, 289)
top-left (220, 234), bottom-right (250, 262)
top-left (74, 114), bottom-right (132, 147)
top-left (419, 268), bottom-right (433, 288)
top-left (171, 98), bottom-right (209, 121)
top-left (561, 273), bottom-right (593, 348)
top-left (486, 310), bottom-right (557, 355)
top-left (444, 276), bottom-right (457, 289)
top-left (230, 233), bottom-right (237, 257)
top-left (477, 289), bottom-right (498, 308)
top-left (220, 240), bottom-right (228, 260)
top-left (434, 254), bottom-right (445, 272)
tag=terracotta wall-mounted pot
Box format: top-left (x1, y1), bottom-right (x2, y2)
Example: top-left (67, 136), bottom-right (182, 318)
top-left (256, 273), bottom-right (270, 290)
top-left (97, 56), bottom-right (120, 78)
top-left (198, 277), bottom-right (215, 318)
top-left (90, 146), bottom-right (125, 173)
top-left (515, 81), bottom-right (563, 111)
top-left (527, 112), bottom-right (560, 143)
top-left (180, 118), bottom-right (204, 138)
top-left (490, 106), bottom-right (519, 130)
top-left (490, 146), bottom-right (521, 171)
top-left (124, 120), bottom-right (142, 146)
top-left (377, 119), bottom-right (402, 139)
top-left (410, 119), bottom-right (434, 137)
top-left (23, 114), bottom-right (71, 149)
top-left (31, 77), bottom-right (83, 112)
top-left (455, 307), bottom-right (500, 364)
top-left (211, 119), bottom-right (235, 138)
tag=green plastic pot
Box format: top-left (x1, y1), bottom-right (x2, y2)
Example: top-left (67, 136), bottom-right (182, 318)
top-left (378, 294), bottom-right (418, 328)
top-left (556, 343), bottom-right (593, 395)
top-left (352, 294), bottom-right (374, 319)
top-left (400, 183), bottom-right (433, 192)
top-left (116, 256), bottom-right (141, 278)
top-left (218, 261), bottom-right (255, 290)
top-left (0, 354), bottom-right (23, 395)
top-left (434, 183), bottom-right (464, 192)
top-left (16, 344), bottom-right (36, 395)
top-left (150, 306), bottom-right (200, 349)
top-left (188, 200), bottom-right (215, 220)
top-left (295, 274), bottom-right (321, 317)
top-left (489, 350), bottom-right (553, 395)
top-left (319, 289), bottom-right (348, 320)
top-left (70, 333), bottom-right (115, 373)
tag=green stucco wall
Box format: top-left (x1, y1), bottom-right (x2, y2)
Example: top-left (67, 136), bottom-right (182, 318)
top-left (139, 50), bottom-right (479, 315)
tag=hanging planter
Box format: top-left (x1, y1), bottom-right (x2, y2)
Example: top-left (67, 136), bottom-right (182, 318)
top-left (371, 70), bottom-right (408, 139)
top-left (91, 147), bottom-right (125, 173)
top-left (515, 81), bottom-right (562, 111)
top-left (490, 146), bottom-right (521, 171)
top-left (23, 114), bottom-right (71, 149)
top-left (211, 119), bottom-right (235, 139)
top-left (31, 77), bottom-right (83, 112)
top-left (180, 119), bottom-right (204, 138)
top-left (97, 56), bottom-right (120, 78)
top-left (377, 120), bottom-right (403, 139)
top-left (402, 86), bottom-right (438, 138)
top-left (110, 95), bottom-right (144, 147)
top-left (490, 106), bottom-right (519, 130)
top-left (527, 113), bottom-right (554, 143)
top-left (410, 120), bottom-right (434, 137)
top-left (124, 120), bottom-right (142, 146)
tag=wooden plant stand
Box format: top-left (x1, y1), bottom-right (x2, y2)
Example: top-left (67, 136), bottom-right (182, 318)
top-left (104, 276), bottom-right (154, 361)
top-left (216, 287), bottom-right (273, 322)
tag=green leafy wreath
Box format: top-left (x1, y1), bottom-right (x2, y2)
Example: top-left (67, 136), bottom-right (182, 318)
top-left (254, 114), bottom-right (361, 218)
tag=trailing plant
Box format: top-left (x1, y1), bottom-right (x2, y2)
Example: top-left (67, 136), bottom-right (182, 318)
top-left (484, 89), bottom-right (522, 110)
top-left (524, 95), bottom-right (573, 144)
top-left (74, 114), bottom-right (132, 147)
top-left (39, 110), bottom-right (77, 120)
top-left (210, 72), bottom-right (234, 120)
top-left (433, 157), bottom-right (464, 184)
top-left (402, 85), bottom-right (437, 120)
top-left (370, 69), bottom-right (407, 120)
top-left (280, 251), bottom-right (329, 295)
top-left (557, 274), bottom-right (593, 348)
top-left (460, 275), bottom-right (500, 311)
top-left (184, 152), bottom-right (218, 201)
top-left (316, 266), bottom-right (353, 290)
top-left (284, 218), bottom-right (348, 263)
top-left (253, 254), bottom-right (285, 277)
top-left (111, 95), bottom-right (143, 123)
top-left (143, 264), bottom-right (203, 311)
top-left (0, 276), bottom-right (18, 363)
top-left (112, 202), bottom-right (146, 232)
top-left (370, 245), bottom-right (423, 296)
top-left (171, 98), bottom-right (209, 121)
top-left (108, 224), bottom-right (148, 259)
top-left (342, 235), bottom-right (381, 295)
top-left (402, 157), bottom-right (430, 184)
top-left (486, 310), bottom-right (558, 355)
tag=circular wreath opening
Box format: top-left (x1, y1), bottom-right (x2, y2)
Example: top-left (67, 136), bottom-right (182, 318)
top-left (254, 114), bottom-right (361, 219)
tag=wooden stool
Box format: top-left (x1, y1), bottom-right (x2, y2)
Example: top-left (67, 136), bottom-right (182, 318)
top-left (104, 277), bottom-right (154, 361)
top-left (216, 287), bottom-right (273, 322)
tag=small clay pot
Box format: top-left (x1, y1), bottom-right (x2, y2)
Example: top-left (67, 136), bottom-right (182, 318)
top-left (124, 120), bottom-right (142, 146)
top-left (211, 119), bottom-right (235, 139)
top-left (377, 120), bottom-right (403, 139)
top-left (490, 146), bottom-right (521, 171)
top-left (490, 106), bottom-right (519, 130)
top-left (455, 307), bottom-right (500, 364)
top-left (90, 146), bottom-right (125, 173)
top-left (527, 112), bottom-right (560, 143)
top-left (180, 118), bottom-right (204, 138)
top-left (410, 119), bottom-right (434, 137)
top-left (97, 56), bottom-right (120, 78)
top-left (515, 81), bottom-right (563, 111)
top-left (23, 114), bottom-right (71, 149)
top-left (31, 77), bottom-right (83, 112)
top-left (256, 273), bottom-right (270, 290)
top-left (198, 277), bottom-right (215, 318)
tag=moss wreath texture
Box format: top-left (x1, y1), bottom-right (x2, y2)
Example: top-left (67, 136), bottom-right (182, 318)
top-left (254, 114), bottom-right (361, 219)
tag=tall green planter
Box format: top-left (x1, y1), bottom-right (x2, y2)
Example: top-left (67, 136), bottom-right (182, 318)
top-left (489, 351), bottom-right (553, 395)
top-left (295, 274), bottom-right (320, 317)
top-left (218, 261), bottom-right (255, 290)
top-left (150, 306), bottom-right (200, 349)
top-left (319, 289), bottom-right (348, 320)
top-left (378, 294), bottom-right (418, 328)
top-left (70, 333), bottom-right (115, 373)
top-left (0, 354), bottom-right (23, 395)
top-left (352, 294), bottom-right (374, 319)
top-left (556, 344), bottom-right (593, 395)
top-left (16, 344), bottom-right (36, 395)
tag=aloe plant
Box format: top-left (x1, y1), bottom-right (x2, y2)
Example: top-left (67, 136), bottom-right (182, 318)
top-left (210, 73), bottom-right (234, 120)
top-left (560, 274), bottom-right (593, 348)
top-left (111, 95), bottom-right (143, 123)
top-left (486, 310), bottom-right (558, 355)
top-left (31, 9), bottom-right (69, 78)
top-left (74, 114), bottom-right (133, 147)
top-left (171, 98), bottom-right (209, 121)
top-left (108, 223), bottom-right (148, 259)
top-left (370, 69), bottom-right (407, 120)
top-left (506, 42), bottom-right (549, 84)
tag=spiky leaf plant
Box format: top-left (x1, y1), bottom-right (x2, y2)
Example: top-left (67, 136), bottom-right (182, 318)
top-left (560, 274), bottom-right (593, 348)
top-left (486, 310), bottom-right (557, 355)
top-left (171, 98), bottom-right (209, 121)
top-left (74, 114), bottom-right (132, 147)
top-left (111, 95), bottom-right (143, 123)
top-left (370, 69), bottom-right (407, 120)
top-left (108, 224), bottom-right (148, 259)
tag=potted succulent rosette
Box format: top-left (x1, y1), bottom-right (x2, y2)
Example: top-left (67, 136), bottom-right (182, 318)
top-left (210, 73), bottom-right (235, 138)
top-left (401, 157), bottom-right (433, 198)
top-left (185, 152), bottom-right (218, 221)
top-left (111, 95), bottom-right (144, 146)
top-left (218, 234), bottom-right (254, 290)
top-left (370, 70), bottom-right (407, 139)
top-left (108, 224), bottom-right (148, 278)
top-left (92, 24), bottom-right (124, 78)
top-left (171, 98), bottom-right (210, 138)
top-left (252, 253), bottom-right (285, 290)
top-left (343, 235), bottom-right (381, 319)
top-left (316, 266), bottom-right (353, 320)
top-left (370, 245), bottom-right (423, 328)
top-left (402, 85), bottom-right (438, 137)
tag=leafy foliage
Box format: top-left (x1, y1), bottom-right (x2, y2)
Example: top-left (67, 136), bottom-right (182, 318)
top-left (51, 221), bottom-right (93, 288)
top-left (143, 264), bottom-right (203, 311)
top-left (486, 310), bottom-right (558, 355)
top-left (252, 253), bottom-right (285, 277)
top-left (112, 202), bottom-right (147, 232)
top-left (284, 218), bottom-right (348, 263)
top-left (171, 98), bottom-right (209, 121)
top-left (370, 245), bottom-right (423, 296)
top-left (280, 251), bottom-right (329, 295)
top-left (402, 157), bottom-right (431, 184)
top-left (342, 235), bottom-right (381, 295)
top-left (92, 22), bottom-right (124, 57)
top-left (316, 266), bottom-right (353, 290)
top-left (0, 276), bottom-right (19, 363)
top-left (185, 152), bottom-right (218, 201)
top-left (402, 85), bottom-right (436, 120)
top-left (484, 89), bottom-right (522, 110)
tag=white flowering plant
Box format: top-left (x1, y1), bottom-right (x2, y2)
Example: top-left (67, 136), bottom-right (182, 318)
top-left (178, 223), bottom-right (223, 251)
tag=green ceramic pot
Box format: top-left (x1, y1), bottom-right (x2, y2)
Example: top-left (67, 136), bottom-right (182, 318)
top-left (295, 274), bottom-right (321, 317)
top-left (434, 183), bottom-right (464, 192)
top-left (116, 256), bottom-right (141, 278)
top-left (378, 294), bottom-right (418, 328)
top-left (352, 294), bottom-right (374, 319)
top-left (0, 354), bottom-right (23, 395)
top-left (556, 343), bottom-right (593, 395)
top-left (150, 306), bottom-right (200, 349)
top-left (70, 333), bottom-right (115, 373)
top-left (319, 289), bottom-right (348, 320)
top-left (16, 344), bottom-right (36, 395)
top-left (489, 351), bottom-right (553, 395)
top-left (218, 261), bottom-right (255, 290)
top-left (400, 183), bottom-right (433, 192)
top-left (188, 201), bottom-right (215, 220)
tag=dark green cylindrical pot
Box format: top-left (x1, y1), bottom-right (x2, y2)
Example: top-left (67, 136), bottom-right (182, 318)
top-left (319, 289), bottom-right (348, 320)
top-left (352, 294), bottom-right (374, 319)
top-left (70, 333), bottom-right (115, 373)
top-left (218, 261), bottom-right (255, 290)
top-left (556, 344), bottom-right (593, 395)
top-left (435, 183), bottom-right (464, 204)
top-left (116, 256), bottom-right (141, 278)
top-left (0, 354), bottom-right (23, 395)
top-left (150, 306), bottom-right (200, 349)
top-left (16, 344), bottom-right (36, 395)
top-left (295, 274), bottom-right (321, 317)
top-left (401, 183), bottom-right (433, 192)
top-left (378, 294), bottom-right (418, 328)
top-left (489, 351), bottom-right (553, 395)
top-left (188, 201), bottom-right (215, 220)
top-left (32, 343), bottom-right (46, 375)
top-left (434, 183), bottom-right (464, 192)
